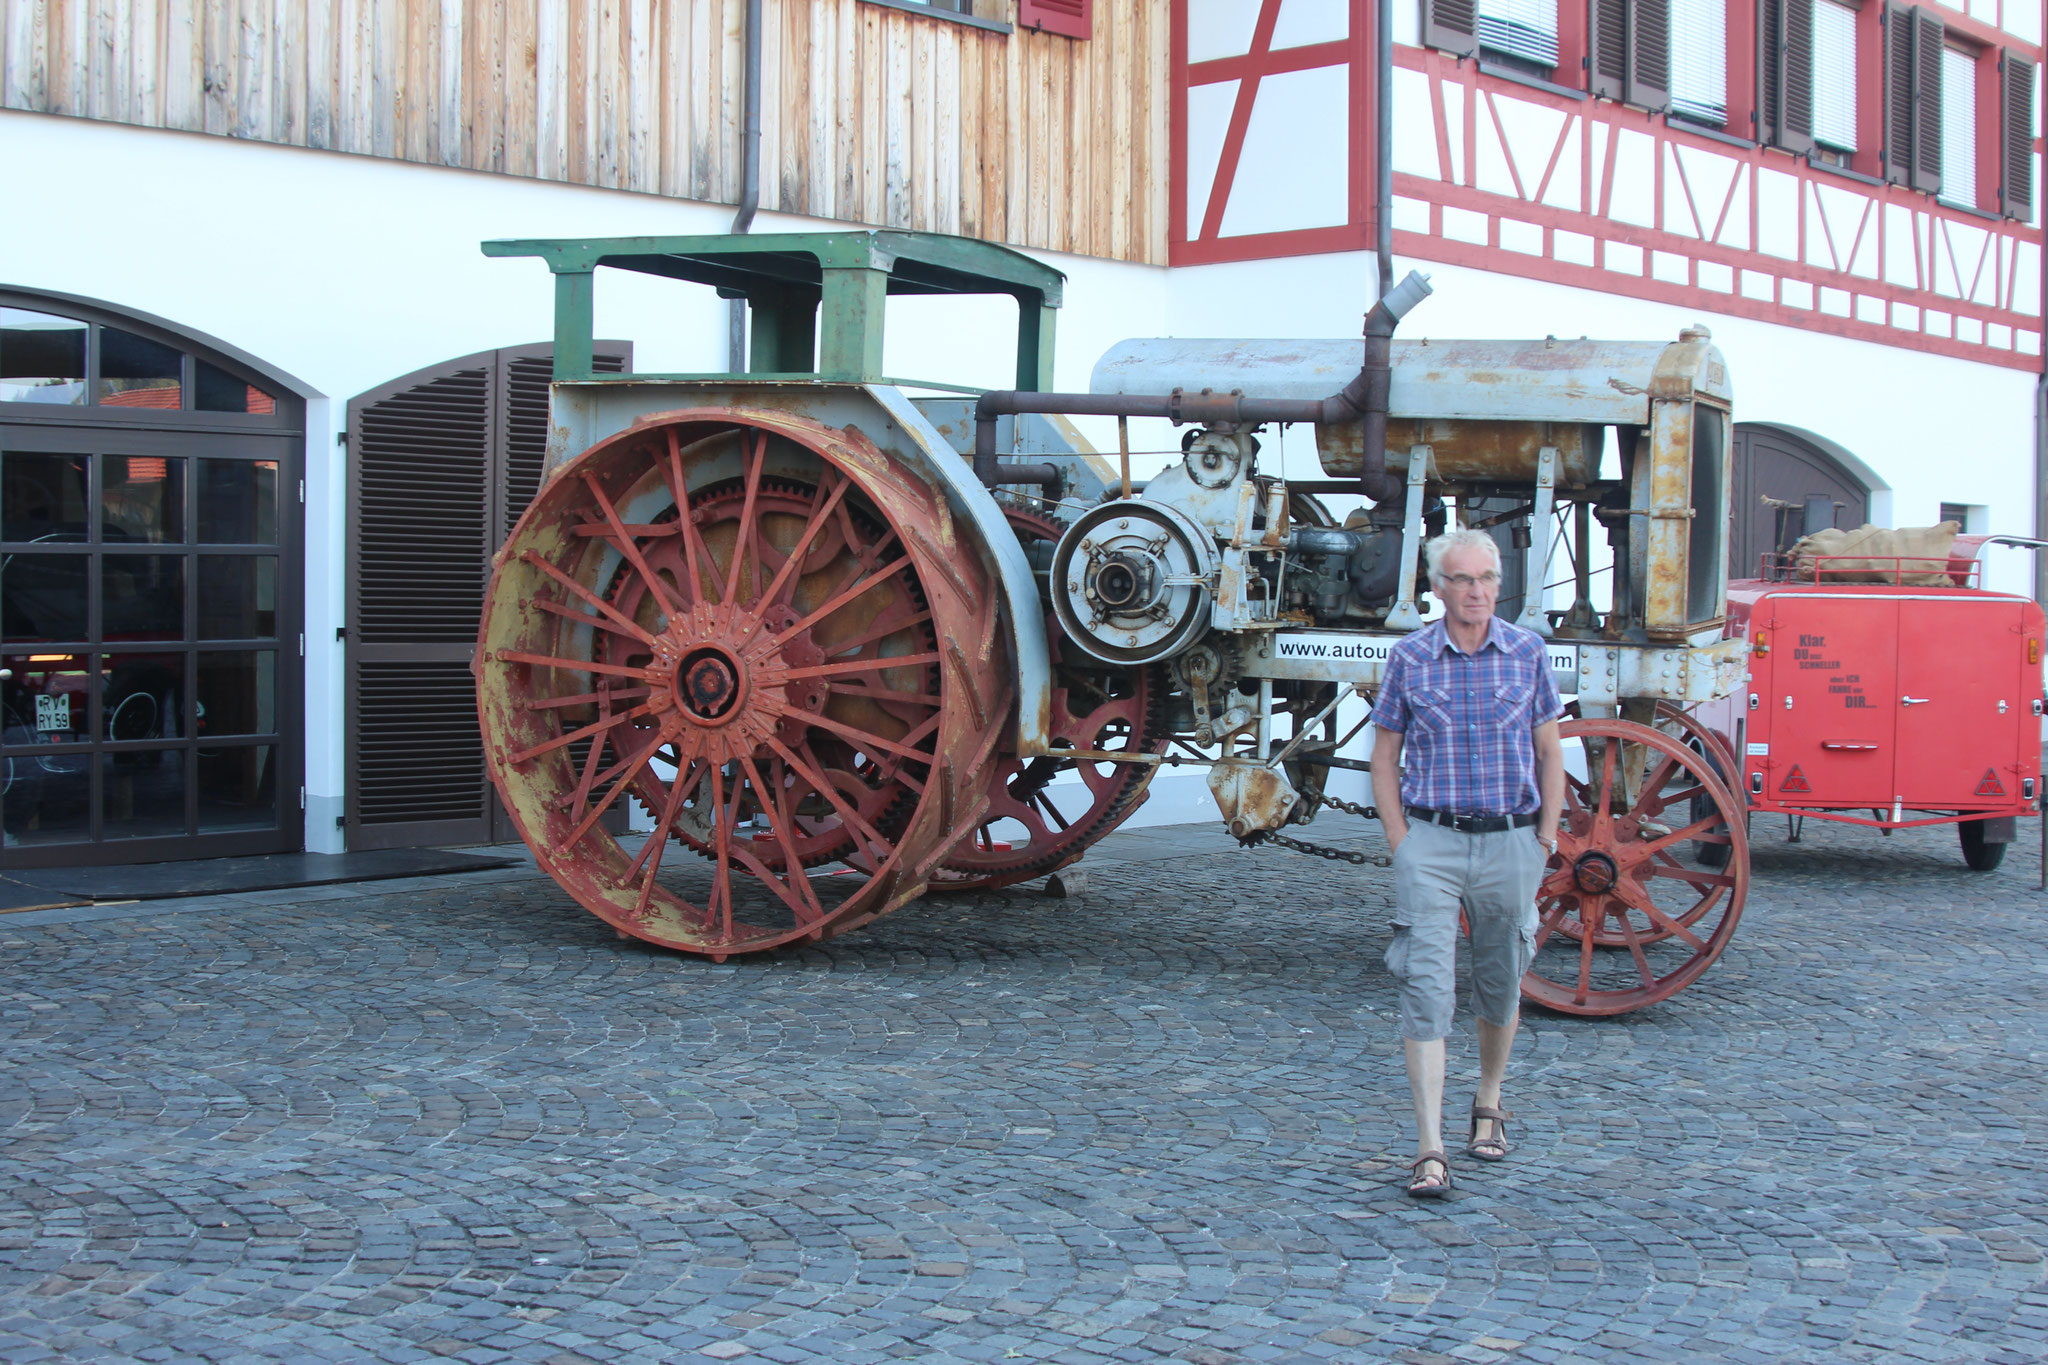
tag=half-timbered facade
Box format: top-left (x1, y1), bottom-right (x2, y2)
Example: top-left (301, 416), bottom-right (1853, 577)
top-left (0, 0), bottom-right (2041, 860)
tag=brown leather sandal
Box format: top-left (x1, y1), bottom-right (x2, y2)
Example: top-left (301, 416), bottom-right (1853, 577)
top-left (1467, 1104), bottom-right (1512, 1162)
top-left (1406, 1151), bottom-right (1453, 1198)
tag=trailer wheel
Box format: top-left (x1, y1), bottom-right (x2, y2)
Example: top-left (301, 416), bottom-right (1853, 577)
top-left (476, 409), bottom-right (1011, 958)
top-left (1523, 717), bottom-right (1749, 1016)
top-left (1959, 819), bottom-right (2008, 872)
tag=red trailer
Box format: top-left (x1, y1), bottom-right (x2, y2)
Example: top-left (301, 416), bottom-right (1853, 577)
top-left (1693, 538), bottom-right (2046, 870)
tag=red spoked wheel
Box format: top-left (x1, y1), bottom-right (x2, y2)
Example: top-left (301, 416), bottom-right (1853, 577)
top-left (476, 408), bottom-right (1012, 958)
top-left (1554, 702), bottom-right (1741, 945)
top-left (1522, 717), bottom-right (1750, 1016)
top-left (933, 513), bottom-right (1164, 892)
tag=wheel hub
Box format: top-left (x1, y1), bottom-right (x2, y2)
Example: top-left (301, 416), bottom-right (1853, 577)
top-left (1572, 849), bottom-right (1620, 894)
top-left (678, 646), bottom-right (743, 721)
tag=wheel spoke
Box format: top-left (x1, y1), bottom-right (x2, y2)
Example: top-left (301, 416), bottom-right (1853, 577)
top-left (520, 550), bottom-right (660, 645)
top-left (1575, 903), bottom-right (1598, 1005)
top-left (625, 759), bottom-right (701, 884)
top-left (776, 556), bottom-right (917, 646)
top-left (1611, 877), bottom-right (1708, 951)
top-left (709, 763), bottom-right (734, 941)
top-left (820, 608), bottom-right (935, 657)
top-left (500, 650), bottom-right (658, 682)
top-left (746, 472), bottom-right (852, 621)
top-left (525, 686), bottom-right (653, 711)
top-left (804, 710), bottom-right (934, 766)
top-left (764, 736), bottom-right (889, 873)
top-left (725, 432), bottom-right (766, 604)
top-left (735, 751), bottom-right (827, 926)
top-left (825, 683), bottom-right (943, 707)
top-left (563, 728), bottom-right (671, 846)
top-left (1533, 898), bottom-right (1574, 950)
top-left (783, 652), bottom-right (943, 681)
top-left (534, 596), bottom-right (657, 642)
top-left (508, 701), bottom-right (656, 765)
top-left (1632, 782), bottom-right (1707, 819)
top-left (662, 428), bottom-right (722, 606)
top-left (581, 470), bottom-right (687, 621)
top-left (1630, 812), bottom-right (1724, 862)
top-left (1033, 789), bottom-right (1072, 831)
top-left (1594, 739), bottom-right (1618, 823)
top-left (1611, 901), bottom-right (1658, 988)
top-left (1645, 856), bottom-right (1736, 890)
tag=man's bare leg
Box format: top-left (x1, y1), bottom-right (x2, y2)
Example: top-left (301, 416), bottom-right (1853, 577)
top-left (1404, 1036), bottom-right (1447, 1170)
top-left (1472, 1014), bottom-right (1519, 1150)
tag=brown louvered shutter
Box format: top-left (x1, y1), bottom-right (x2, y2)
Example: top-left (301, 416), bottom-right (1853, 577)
top-left (1018, 0), bottom-right (1089, 39)
top-left (2002, 50), bottom-right (2035, 219)
top-left (1885, 4), bottom-right (1915, 182)
top-left (1912, 8), bottom-right (1944, 193)
top-left (1761, 0), bottom-right (1816, 154)
top-left (1590, 0), bottom-right (1628, 99)
top-left (1427, 0), bottom-right (1480, 57)
top-left (1628, 0), bottom-right (1672, 109)
top-left (345, 342), bottom-right (629, 849)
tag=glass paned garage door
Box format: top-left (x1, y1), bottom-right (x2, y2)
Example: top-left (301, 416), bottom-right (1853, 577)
top-left (0, 443), bottom-right (294, 858)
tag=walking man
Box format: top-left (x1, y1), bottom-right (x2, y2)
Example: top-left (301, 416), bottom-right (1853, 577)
top-left (1369, 528), bottom-right (1565, 1197)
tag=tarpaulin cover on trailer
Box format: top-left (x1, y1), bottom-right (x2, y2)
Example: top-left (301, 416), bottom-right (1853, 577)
top-left (1789, 522), bottom-right (1962, 585)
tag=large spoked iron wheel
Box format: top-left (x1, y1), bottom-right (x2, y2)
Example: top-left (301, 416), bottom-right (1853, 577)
top-left (1522, 717), bottom-right (1750, 1016)
top-left (476, 409), bottom-right (1011, 958)
top-left (933, 509), bottom-right (1165, 893)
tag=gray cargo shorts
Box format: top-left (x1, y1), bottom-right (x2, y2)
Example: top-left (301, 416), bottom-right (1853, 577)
top-left (1383, 817), bottom-right (1547, 1042)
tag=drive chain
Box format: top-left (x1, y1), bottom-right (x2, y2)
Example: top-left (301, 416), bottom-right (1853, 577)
top-left (1246, 793), bottom-right (1391, 867)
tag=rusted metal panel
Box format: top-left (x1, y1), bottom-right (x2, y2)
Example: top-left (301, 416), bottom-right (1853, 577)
top-left (1317, 417), bottom-right (1604, 486)
top-left (1090, 336), bottom-right (1674, 424)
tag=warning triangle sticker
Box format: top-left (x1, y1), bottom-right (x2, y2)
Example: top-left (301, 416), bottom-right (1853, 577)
top-left (1780, 765), bottom-right (1812, 794)
top-left (1975, 768), bottom-right (2007, 798)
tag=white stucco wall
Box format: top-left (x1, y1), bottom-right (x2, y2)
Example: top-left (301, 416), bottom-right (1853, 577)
top-left (6, 103), bottom-right (2039, 848)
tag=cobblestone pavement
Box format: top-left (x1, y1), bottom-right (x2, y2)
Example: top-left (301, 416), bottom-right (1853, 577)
top-left (2, 813), bottom-right (2045, 1365)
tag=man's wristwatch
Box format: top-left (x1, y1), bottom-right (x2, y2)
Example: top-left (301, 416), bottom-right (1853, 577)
top-left (1536, 833), bottom-right (1558, 854)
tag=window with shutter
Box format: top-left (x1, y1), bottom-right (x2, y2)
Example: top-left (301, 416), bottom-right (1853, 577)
top-left (1812, 0), bottom-right (1859, 151)
top-left (1590, 0), bottom-right (1628, 98)
top-left (1629, 0), bottom-right (1672, 110)
top-left (1668, 0), bottom-right (1728, 124)
top-left (1478, 0), bottom-right (1559, 67)
top-left (1760, 0), bottom-right (1818, 154)
top-left (1588, 0), bottom-right (1672, 109)
top-left (345, 344), bottom-right (628, 850)
top-left (1018, 0), bottom-right (1089, 39)
top-left (1426, 0), bottom-right (1481, 57)
top-left (2001, 51), bottom-right (2035, 220)
top-left (1912, 8), bottom-right (1945, 192)
top-left (1938, 45), bottom-right (1978, 206)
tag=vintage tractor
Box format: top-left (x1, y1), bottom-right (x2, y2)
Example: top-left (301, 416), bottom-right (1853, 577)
top-left (475, 230), bottom-right (1754, 1015)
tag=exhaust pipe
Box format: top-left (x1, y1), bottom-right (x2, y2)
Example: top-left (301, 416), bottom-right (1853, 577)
top-left (972, 271), bottom-right (1432, 500)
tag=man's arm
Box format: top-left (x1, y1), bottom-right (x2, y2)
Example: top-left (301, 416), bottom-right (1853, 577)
top-left (1372, 724), bottom-right (1408, 852)
top-left (1531, 718), bottom-right (1564, 851)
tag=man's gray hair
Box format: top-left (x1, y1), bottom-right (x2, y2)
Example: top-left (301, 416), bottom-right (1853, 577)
top-left (1425, 527), bottom-right (1503, 585)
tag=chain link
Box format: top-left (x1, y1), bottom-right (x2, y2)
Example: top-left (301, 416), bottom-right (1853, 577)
top-left (1245, 794), bottom-right (1392, 866)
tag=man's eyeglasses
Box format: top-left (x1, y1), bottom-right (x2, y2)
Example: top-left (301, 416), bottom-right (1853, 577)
top-left (1440, 572), bottom-right (1501, 590)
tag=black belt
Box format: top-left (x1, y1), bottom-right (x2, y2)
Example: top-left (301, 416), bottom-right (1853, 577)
top-left (1405, 805), bottom-right (1537, 834)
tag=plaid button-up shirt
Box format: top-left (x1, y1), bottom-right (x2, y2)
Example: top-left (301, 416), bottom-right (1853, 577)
top-left (1373, 617), bottom-right (1564, 815)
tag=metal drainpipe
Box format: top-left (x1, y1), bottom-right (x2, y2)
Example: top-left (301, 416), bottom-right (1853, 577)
top-left (1376, 0), bottom-right (1394, 300)
top-left (727, 0), bottom-right (763, 372)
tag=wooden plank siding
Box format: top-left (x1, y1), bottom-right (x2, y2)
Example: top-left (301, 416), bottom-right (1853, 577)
top-left (0, 0), bottom-right (1169, 264)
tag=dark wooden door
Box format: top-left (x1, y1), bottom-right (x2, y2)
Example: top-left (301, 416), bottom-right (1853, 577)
top-left (1728, 425), bottom-right (1872, 582)
top-left (344, 343), bottom-right (627, 850)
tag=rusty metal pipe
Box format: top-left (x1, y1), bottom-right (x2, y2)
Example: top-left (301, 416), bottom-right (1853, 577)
top-left (972, 271), bottom-right (1431, 504)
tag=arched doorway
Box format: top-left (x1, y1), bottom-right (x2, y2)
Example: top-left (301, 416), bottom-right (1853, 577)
top-left (1728, 424), bottom-right (1877, 581)
top-left (0, 290), bottom-right (305, 866)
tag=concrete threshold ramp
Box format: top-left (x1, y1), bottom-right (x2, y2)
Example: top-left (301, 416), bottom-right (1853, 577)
top-left (0, 847), bottom-right (518, 907)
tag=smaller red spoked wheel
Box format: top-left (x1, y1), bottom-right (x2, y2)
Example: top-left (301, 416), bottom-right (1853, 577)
top-left (933, 510), bottom-right (1164, 893)
top-left (1553, 702), bottom-right (1741, 946)
top-left (1522, 717), bottom-right (1750, 1016)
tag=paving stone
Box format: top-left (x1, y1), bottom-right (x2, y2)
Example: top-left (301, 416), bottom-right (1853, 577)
top-left (1, 819), bottom-right (2044, 1362)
